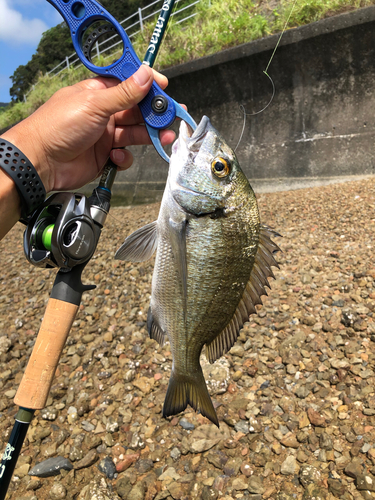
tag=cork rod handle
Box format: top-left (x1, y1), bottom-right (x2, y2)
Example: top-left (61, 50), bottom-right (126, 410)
top-left (14, 298), bottom-right (78, 409)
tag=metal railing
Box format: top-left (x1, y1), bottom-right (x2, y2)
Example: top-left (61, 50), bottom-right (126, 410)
top-left (24, 0), bottom-right (200, 101)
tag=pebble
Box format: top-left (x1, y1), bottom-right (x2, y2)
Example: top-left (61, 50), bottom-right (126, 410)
top-left (170, 447), bottom-right (181, 461)
top-left (302, 484), bottom-right (327, 499)
top-left (132, 376), bottom-right (155, 394)
top-left (232, 477), bottom-right (248, 490)
top-left (98, 456), bottom-right (116, 479)
top-left (281, 456), bottom-right (299, 475)
top-left (344, 460), bottom-right (363, 479)
top-left (116, 476), bottom-right (132, 499)
top-left (299, 465), bottom-right (322, 487)
top-left (116, 453), bottom-right (139, 473)
top-left (74, 449), bottom-right (98, 470)
top-left (247, 475), bottom-right (264, 494)
top-left (77, 480), bottom-right (115, 500)
top-left (158, 466), bottom-right (181, 481)
top-left (134, 458), bottom-right (153, 474)
top-left (49, 482), bottom-right (67, 500)
top-left (307, 408), bottom-right (326, 427)
top-left (127, 483), bottom-right (145, 500)
top-left (4, 179), bottom-right (375, 499)
top-left (179, 418), bottom-right (195, 430)
top-left (28, 457), bottom-right (73, 478)
top-left (41, 407), bottom-right (58, 420)
top-left (14, 463), bottom-right (30, 478)
top-left (190, 438), bottom-right (221, 453)
top-left (356, 474), bottom-right (375, 491)
top-left (234, 420), bottom-right (249, 434)
top-left (81, 420), bottom-right (95, 432)
top-left (280, 433), bottom-right (299, 448)
top-left (26, 479), bottom-right (42, 491)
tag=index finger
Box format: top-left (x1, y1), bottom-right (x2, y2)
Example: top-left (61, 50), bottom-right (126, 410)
top-left (151, 68), bottom-right (169, 90)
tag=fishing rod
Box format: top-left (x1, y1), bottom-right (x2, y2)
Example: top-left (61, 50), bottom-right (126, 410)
top-left (0, 0), bottom-right (193, 497)
top-left (143, 0), bottom-right (176, 68)
top-left (0, 165), bottom-right (116, 498)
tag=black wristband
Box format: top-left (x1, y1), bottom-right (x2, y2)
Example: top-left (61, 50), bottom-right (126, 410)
top-left (0, 138), bottom-right (46, 220)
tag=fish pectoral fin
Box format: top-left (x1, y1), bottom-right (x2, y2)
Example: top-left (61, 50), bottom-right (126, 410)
top-left (147, 307), bottom-right (165, 346)
top-left (168, 218), bottom-right (188, 317)
top-left (115, 221), bottom-right (158, 262)
top-left (163, 369), bottom-right (219, 427)
top-left (206, 224), bottom-right (281, 363)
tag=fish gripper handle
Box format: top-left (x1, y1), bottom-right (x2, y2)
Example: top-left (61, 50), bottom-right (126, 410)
top-left (46, 0), bottom-right (176, 130)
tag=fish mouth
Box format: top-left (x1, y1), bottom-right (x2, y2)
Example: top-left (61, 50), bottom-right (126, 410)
top-left (172, 116), bottom-right (212, 155)
top-left (179, 116), bottom-right (211, 152)
top-left (170, 115), bottom-right (226, 217)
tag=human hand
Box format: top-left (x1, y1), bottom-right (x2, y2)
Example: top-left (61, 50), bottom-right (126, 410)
top-left (2, 65), bottom-right (175, 193)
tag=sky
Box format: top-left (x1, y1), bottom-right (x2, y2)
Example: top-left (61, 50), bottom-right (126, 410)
top-left (0, 0), bottom-right (62, 103)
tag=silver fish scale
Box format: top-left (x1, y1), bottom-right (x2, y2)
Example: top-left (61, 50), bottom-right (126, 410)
top-left (116, 116), bottom-right (277, 425)
top-left (152, 182), bottom-right (260, 373)
top-left (151, 235), bottom-right (177, 339)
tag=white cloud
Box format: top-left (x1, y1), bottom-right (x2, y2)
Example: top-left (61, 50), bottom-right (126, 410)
top-left (0, 0), bottom-right (48, 45)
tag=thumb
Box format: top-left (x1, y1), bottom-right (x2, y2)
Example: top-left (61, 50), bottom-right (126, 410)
top-left (96, 65), bottom-right (154, 117)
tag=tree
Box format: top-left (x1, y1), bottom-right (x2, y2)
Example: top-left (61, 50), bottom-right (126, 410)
top-left (10, 23), bottom-right (74, 101)
top-left (10, 0), bottom-right (152, 101)
top-left (36, 23), bottom-right (75, 72)
top-left (10, 64), bottom-right (36, 102)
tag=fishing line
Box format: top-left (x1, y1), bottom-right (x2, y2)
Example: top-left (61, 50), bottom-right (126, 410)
top-left (93, 187), bottom-right (126, 225)
top-left (234, 0), bottom-right (298, 152)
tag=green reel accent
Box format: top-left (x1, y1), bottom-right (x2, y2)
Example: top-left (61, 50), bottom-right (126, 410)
top-left (42, 224), bottom-right (54, 250)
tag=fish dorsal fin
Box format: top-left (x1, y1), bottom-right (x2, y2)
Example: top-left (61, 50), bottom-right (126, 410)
top-left (147, 307), bottom-right (165, 346)
top-left (205, 224), bottom-right (281, 364)
top-left (115, 221), bottom-right (158, 262)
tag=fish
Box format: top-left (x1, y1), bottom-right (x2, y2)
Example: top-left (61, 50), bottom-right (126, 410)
top-left (115, 116), bottom-right (281, 427)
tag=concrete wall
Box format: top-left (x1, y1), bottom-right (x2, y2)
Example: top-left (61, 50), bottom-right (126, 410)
top-left (102, 5), bottom-right (375, 203)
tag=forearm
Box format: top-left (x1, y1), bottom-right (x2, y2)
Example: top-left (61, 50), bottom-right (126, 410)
top-left (0, 168), bottom-right (22, 240)
top-left (2, 123), bottom-right (50, 192)
top-left (0, 129), bottom-right (47, 241)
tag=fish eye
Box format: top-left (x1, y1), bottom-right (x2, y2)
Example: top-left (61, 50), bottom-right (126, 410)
top-left (211, 157), bottom-right (231, 178)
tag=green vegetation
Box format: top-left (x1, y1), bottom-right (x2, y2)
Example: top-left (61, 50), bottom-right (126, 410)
top-left (1, 65), bottom-right (93, 129)
top-left (9, 23), bottom-right (74, 102)
top-left (8, 0), bottom-right (154, 103)
top-left (138, 0), bottom-right (375, 68)
top-left (1, 0), bottom-right (374, 130)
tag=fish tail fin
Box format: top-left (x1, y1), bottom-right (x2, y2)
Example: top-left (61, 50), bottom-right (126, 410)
top-left (163, 369), bottom-right (219, 427)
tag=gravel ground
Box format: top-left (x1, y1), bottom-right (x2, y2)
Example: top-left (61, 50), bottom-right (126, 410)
top-left (1, 178), bottom-right (375, 500)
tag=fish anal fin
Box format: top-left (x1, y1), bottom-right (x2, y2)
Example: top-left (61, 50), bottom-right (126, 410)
top-left (115, 220), bottom-right (158, 262)
top-left (163, 369), bottom-right (219, 427)
top-left (206, 315), bottom-right (241, 364)
top-left (206, 224), bottom-right (281, 363)
top-left (147, 307), bottom-right (165, 346)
